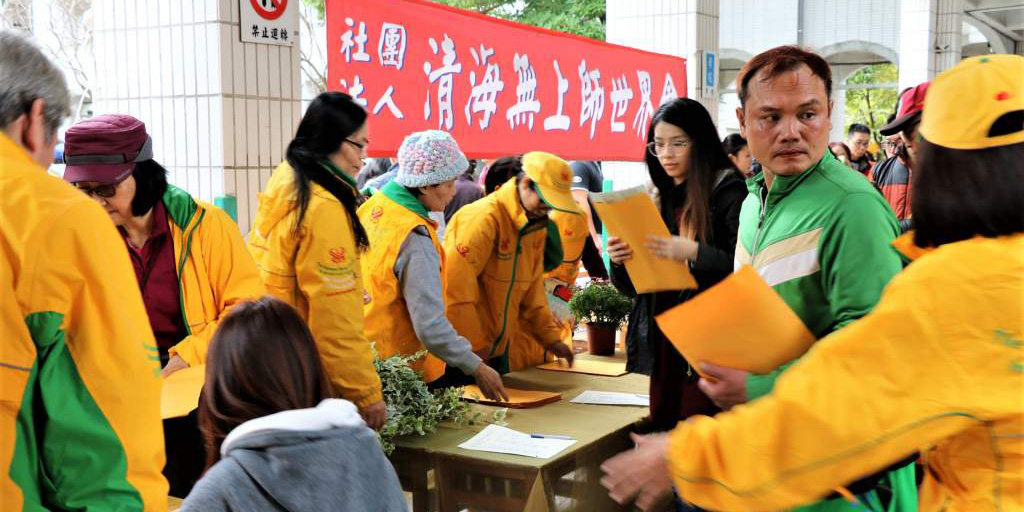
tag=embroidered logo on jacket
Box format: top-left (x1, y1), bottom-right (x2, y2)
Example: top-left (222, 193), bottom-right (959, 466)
top-left (371, 206), bottom-right (384, 223)
top-left (329, 247), bottom-right (347, 264)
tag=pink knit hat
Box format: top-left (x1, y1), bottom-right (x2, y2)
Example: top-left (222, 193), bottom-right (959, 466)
top-left (395, 130), bottom-right (468, 188)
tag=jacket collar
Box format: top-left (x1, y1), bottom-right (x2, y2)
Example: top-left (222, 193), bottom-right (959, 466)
top-left (380, 180), bottom-right (433, 223)
top-left (162, 183), bottom-right (199, 230)
top-left (320, 160), bottom-right (358, 191)
top-left (221, 399), bottom-right (364, 456)
top-left (746, 151), bottom-right (835, 208)
top-left (0, 133), bottom-right (38, 169)
top-left (494, 179), bottom-right (533, 231)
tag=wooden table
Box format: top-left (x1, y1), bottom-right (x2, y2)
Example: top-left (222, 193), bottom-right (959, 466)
top-left (390, 352), bottom-right (652, 512)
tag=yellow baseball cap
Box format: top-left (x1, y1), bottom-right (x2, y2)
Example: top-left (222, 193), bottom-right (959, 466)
top-left (921, 54), bottom-right (1024, 150)
top-left (522, 151), bottom-right (582, 214)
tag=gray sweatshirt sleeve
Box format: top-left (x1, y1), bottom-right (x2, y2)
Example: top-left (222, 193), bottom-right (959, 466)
top-left (395, 227), bottom-right (483, 376)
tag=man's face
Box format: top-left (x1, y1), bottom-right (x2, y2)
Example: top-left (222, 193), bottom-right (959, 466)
top-left (517, 177), bottom-right (551, 219)
top-left (883, 134), bottom-right (901, 158)
top-left (847, 132), bottom-right (870, 160)
top-left (737, 64), bottom-right (832, 179)
top-left (900, 123), bottom-right (921, 170)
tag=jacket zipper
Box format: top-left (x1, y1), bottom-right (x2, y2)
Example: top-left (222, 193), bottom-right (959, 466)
top-left (175, 208), bottom-right (205, 336)
top-left (750, 181), bottom-right (771, 267)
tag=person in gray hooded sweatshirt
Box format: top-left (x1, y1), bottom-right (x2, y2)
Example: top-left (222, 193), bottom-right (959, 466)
top-left (180, 297), bottom-right (406, 512)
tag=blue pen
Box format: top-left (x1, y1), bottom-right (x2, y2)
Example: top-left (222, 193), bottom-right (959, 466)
top-left (530, 434), bottom-right (575, 440)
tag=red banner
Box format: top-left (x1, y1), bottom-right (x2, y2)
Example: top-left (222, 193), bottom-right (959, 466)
top-left (326, 0), bottom-right (686, 162)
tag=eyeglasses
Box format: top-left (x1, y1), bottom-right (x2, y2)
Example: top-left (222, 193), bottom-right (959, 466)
top-left (646, 140), bottom-right (690, 157)
top-left (74, 182), bottom-right (120, 198)
top-left (850, 140), bottom-right (870, 148)
top-left (344, 138), bottom-right (368, 150)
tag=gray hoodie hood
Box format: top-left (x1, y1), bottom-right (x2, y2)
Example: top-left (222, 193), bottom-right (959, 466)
top-left (181, 399), bottom-right (406, 512)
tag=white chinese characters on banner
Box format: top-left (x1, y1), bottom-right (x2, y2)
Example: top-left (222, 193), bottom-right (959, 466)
top-left (341, 18), bottom-right (371, 63)
top-left (465, 45), bottom-right (505, 130)
top-left (340, 76), bottom-right (368, 107)
top-left (378, 23), bottom-right (407, 69)
top-left (609, 75), bottom-right (634, 134)
top-left (543, 60), bottom-right (571, 132)
top-left (335, 18), bottom-right (682, 143)
top-left (506, 53), bottom-right (541, 130)
top-left (578, 60), bottom-right (605, 140)
top-left (659, 73), bottom-right (678, 106)
top-left (423, 34), bottom-right (463, 130)
top-left (633, 70), bottom-right (654, 138)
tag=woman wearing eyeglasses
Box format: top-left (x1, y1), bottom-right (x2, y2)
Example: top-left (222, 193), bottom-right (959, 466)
top-left (607, 98), bottom-right (747, 442)
top-left (62, 114), bottom-right (263, 376)
top-left (247, 92), bottom-right (386, 430)
top-left (62, 113), bottom-right (265, 497)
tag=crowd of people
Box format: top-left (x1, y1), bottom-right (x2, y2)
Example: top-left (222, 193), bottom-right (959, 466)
top-left (2, 26), bottom-right (1021, 512)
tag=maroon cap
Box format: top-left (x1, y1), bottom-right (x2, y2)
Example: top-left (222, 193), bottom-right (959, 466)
top-left (880, 82), bottom-right (930, 136)
top-left (63, 114), bottom-right (152, 184)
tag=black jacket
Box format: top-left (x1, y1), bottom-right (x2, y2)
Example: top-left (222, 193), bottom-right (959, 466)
top-left (612, 170), bottom-right (746, 375)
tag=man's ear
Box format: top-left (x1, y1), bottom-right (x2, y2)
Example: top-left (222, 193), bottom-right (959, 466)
top-left (736, 107), bottom-right (747, 138)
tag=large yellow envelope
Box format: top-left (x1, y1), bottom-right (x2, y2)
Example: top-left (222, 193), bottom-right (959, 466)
top-left (161, 365), bottom-right (205, 419)
top-left (654, 265), bottom-right (816, 377)
top-left (461, 385), bottom-right (561, 408)
top-left (537, 359), bottom-right (628, 377)
top-left (590, 187), bottom-right (697, 293)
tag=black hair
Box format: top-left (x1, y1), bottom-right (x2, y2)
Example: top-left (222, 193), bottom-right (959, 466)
top-left (913, 140), bottom-right (1023, 247)
top-left (645, 98), bottom-right (733, 243)
top-left (286, 92), bottom-right (369, 250)
top-left (404, 186), bottom-right (423, 198)
top-left (847, 123), bottom-right (871, 136)
top-left (737, 45), bottom-right (832, 107)
top-left (721, 133), bottom-right (747, 157)
top-left (484, 156), bottom-right (522, 195)
top-left (131, 160), bottom-right (169, 217)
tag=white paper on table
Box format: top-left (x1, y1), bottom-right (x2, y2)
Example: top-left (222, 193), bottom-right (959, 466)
top-left (570, 390), bottom-right (650, 406)
top-left (457, 425), bottom-right (576, 459)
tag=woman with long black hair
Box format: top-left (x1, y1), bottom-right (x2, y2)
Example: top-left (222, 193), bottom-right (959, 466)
top-left (248, 92), bottom-right (386, 429)
top-left (608, 98), bottom-right (747, 435)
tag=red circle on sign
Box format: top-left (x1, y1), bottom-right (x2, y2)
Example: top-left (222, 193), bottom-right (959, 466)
top-left (249, 0), bottom-right (288, 21)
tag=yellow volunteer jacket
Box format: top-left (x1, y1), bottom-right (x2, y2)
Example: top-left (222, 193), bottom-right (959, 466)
top-left (666, 234), bottom-right (1023, 512)
top-left (0, 134), bottom-right (168, 510)
top-left (248, 160), bottom-right (383, 407)
top-left (444, 179), bottom-right (564, 373)
top-left (509, 210), bottom-right (588, 371)
top-left (358, 181), bottom-right (446, 383)
top-left (162, 184), bottom-right (264, 365)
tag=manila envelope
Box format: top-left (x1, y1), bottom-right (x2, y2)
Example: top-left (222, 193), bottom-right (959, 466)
top-left (161, 365), bottom-right (205, 419)
top-left (590, 187), bottom-right (697, 293)
top-left (461, 385), bottom-right (562, 408)
top-left (655, 265), bottom-right (816, 378)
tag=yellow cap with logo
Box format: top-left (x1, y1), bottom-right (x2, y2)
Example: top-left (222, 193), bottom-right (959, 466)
top-left (921, 54), bottom-right (1024, 150)
top-left (522, 151), bottom-right (582, 214)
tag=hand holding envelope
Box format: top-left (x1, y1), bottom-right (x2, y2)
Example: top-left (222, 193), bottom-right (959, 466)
top-left (590, 187), bottom-right (697, 293)
top-left (654, 265), bottom-right (816, 379)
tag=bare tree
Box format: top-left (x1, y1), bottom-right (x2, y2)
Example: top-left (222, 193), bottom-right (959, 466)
top-left (299, 2), bottom-right (327, 95)
top-left (1, 0), bottom-right (33, 32)
top-left (47, 0), bottom-right (93, 119)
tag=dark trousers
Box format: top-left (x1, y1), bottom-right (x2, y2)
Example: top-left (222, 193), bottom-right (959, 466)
top-left (163, 409), bottom-right (207, 498)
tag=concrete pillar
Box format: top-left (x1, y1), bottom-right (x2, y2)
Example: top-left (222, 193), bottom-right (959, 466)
top-left (898, 0), bottom-right (963, 90)
top-left (604, 0), bottom-right (721, 191)
top-left (92, 0), bottom-right (302, 234)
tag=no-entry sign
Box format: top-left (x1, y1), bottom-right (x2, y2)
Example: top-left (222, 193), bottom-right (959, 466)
top-left (327, 0), bottom-right (686, 161)
top-left (240, 0), bottom-right (297, 46)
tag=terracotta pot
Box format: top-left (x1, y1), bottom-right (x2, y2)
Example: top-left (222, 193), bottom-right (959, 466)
top-left (586, 324), bottom-right (617, 356)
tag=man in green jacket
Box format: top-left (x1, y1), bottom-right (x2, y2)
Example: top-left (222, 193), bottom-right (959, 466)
top-left (697, 45), bottom-right (916, 511)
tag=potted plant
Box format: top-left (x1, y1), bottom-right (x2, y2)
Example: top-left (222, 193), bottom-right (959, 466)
top-left (568, 282), bottom-right (631, 356)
